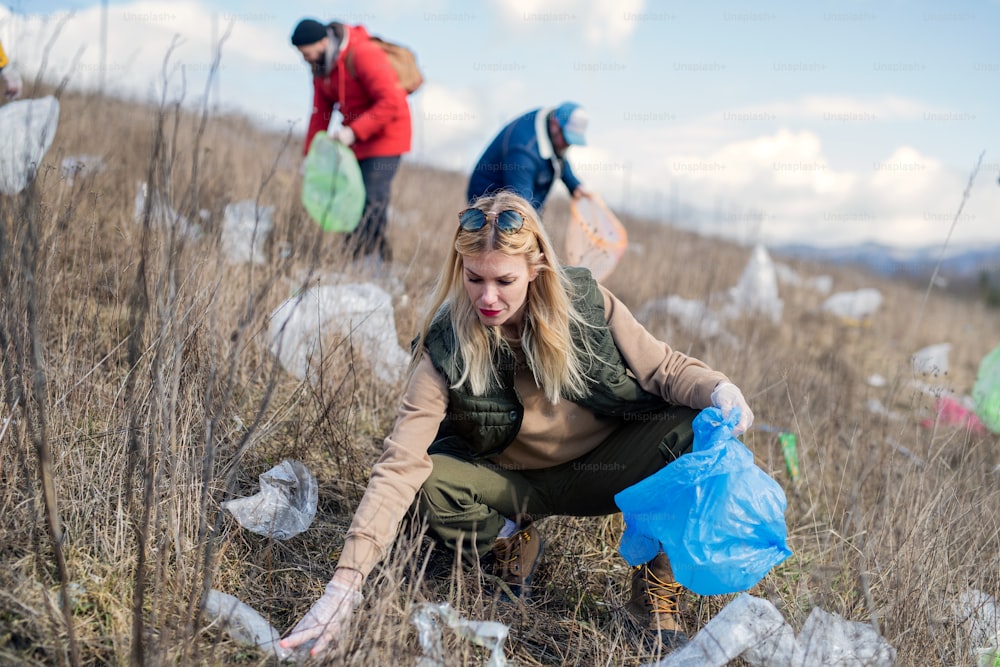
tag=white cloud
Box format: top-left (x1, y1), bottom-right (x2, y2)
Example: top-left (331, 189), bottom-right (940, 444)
top-left (773, 95), bottom-right (931, 121)
top-left (583, 0), bottom-right (647, 46)
top-left (11, 2), bottom-right (297, 103)
top-left (580, 118), bottom-right (1000, 247)
top-left (490, 0), bottom-right (645, 46)
top-left (411, 82), bottom-right (489, 169)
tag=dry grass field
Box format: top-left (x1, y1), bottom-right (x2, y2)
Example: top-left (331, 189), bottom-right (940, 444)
top-left (1, 85), bottom-right (998, 666)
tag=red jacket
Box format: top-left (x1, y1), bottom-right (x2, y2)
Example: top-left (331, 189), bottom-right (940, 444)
top-left (304, 24), bottom-right (412, 160)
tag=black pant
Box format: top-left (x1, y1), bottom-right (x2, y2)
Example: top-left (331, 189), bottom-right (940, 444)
top-left (347, 155), bottom-right (401, 263)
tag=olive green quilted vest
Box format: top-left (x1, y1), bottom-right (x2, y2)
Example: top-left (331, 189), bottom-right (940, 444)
top-left (423, 267), bottom-right (664, 460)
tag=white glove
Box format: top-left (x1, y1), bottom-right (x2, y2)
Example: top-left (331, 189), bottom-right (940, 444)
top-left (280, 579), bottom-right (362, 656)
top-left (1, 66), bottom-right (22, 100)
top-left (333, 126), bottom-right (355, 146)
top-left (711, 382), bottom-right (754, 435)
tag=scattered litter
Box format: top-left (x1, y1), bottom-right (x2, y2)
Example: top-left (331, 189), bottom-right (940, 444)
top-left (134, 181), bottom-right (201, 239)
top-left (805, 274), bottom-right (834, 294)
top-left (0, 95), bottom-right (60, 194)
top-left (644, 593), bottom-right (896, 667)
top-left (772, 263), bottom-right (832, 294)
top-left (60, 154), bottom-right (105, 184)
top-left (911, 343), bottom-right (951, 377)
top-left (908, 379), bottom-right (954, 399)
top-left (411, 602), bottom-right (509, 667)
top-left (867, 374), bottom-right (888, 387)
top-left (637, 244), bottom-right (793, 340)
top-left (953, 589), bottom-right (1000, 666)
top-left (616, 407), bottom-right (791, 596)
top-left (636, 295), bottom-right (736, 345)
top-left (779, 432), bottom-right (800, 483)
top-left (220, 200), bottom-right (273, 265)
top-left (268, 282), bottom-right (409, 385)
top-left (204, 589), bottom-right (292, 661)
top-left (724, 243), bottom-right (783, 324)
top-left (221, 460), bottom-right (317, 540)
top-left (866, 398), bottom-right (904, 422)
top-left (886, 438), bottom-right (926, 468)
top-left (919, 396), bottom-right (988, 435)
top-left (821, 288), bottom-right (883, 322)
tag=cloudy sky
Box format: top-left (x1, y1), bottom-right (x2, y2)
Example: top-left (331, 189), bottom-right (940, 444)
top-left (3, 0), bottom-right (999, 248)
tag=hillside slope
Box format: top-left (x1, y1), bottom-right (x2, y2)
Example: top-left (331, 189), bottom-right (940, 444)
top-left (1, 87), bottom-right (998, 666)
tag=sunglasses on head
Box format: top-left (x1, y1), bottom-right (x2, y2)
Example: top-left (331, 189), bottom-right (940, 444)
top-left (458, 208), bottom-right (525, 233)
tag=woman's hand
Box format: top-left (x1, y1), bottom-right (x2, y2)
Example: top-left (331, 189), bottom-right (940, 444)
top-left (711, 382), bottom-right (754, 435)
top-left (279, 578), bottom-right (363, 656)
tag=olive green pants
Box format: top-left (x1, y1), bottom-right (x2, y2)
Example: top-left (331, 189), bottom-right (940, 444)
top-left (416, 405), bottom-right (699, 561)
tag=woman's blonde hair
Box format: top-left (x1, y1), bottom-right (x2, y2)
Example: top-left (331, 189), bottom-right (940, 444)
top-left (411, 191), bottom-right (595, 402)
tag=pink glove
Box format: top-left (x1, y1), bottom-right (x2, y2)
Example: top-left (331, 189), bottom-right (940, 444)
top-left (279, 579), bottom-right (362, 656)
top-left (1, 66), bottom-right (22, 100)
top-left (711, 382), bottom-right (754, 435)
top-left (333, 126), bottom-right (355, 146)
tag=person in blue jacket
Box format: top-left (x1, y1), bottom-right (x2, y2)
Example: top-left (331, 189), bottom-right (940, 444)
top-left (467, 102), bottom-right (591, 212)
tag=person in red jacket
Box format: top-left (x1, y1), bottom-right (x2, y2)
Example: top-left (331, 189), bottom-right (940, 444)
top-left (292, 18), bottom-right (412, 265)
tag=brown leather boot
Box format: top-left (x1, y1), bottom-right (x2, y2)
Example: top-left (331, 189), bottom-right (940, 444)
top-left (624, 553), bottom-right (689, 649)
top-left (490, 521), bottom-right (543, 599)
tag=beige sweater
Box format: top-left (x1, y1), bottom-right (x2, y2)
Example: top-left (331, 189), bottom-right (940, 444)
top-left (337, 285), bottom-right (729, 577)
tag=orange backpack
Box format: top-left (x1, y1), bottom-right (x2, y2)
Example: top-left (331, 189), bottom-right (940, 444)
top-left (346, 36), bottom-right (424, 95)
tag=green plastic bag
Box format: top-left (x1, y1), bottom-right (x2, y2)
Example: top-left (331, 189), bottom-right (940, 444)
top-left (301, 131), bottom-right (365, 232)
top-left (972, 343), bottom-right (1000, 434)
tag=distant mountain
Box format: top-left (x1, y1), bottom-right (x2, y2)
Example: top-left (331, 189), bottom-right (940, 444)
top-left (770, 241), bottom-right (1000, 282)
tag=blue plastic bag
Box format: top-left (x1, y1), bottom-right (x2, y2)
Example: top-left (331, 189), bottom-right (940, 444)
top-left (615, 407), bottom-right (792, 596)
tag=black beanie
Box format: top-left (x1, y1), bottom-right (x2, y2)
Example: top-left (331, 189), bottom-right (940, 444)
top-left (291, 19), bottom-right (327, 47)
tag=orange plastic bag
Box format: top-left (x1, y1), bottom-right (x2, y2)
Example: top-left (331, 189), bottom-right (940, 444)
top-left (566, 193), bottom-right (627, 282)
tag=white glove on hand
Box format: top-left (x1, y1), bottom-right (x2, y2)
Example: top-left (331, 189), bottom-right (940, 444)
top-left (711, 382), bottom-right (754, 435)
top-left (333, 126), bottom-right (355, 146)
top-left (1, 66), bottom-right (22, 100)
top-left (279, 579), bottom-right (362, 656)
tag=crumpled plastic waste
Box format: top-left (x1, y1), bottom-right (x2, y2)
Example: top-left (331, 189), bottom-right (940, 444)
top-left (268, 282), bottom-right (410, 385)
top-left (911, 343), bottom-right (951, 376)
top-left (919, 396), bottom-right (988, 435)
top-left (724, 243), bottom-right (783, 324)
top-left (643, 593), bottom-right (897, 667)
top-left (0, 95), bottom-right (60, 194)
top-left (220, 200), bottom-right (273, 265)
top-left (821, 288), bottom-right (883, 322)
top-left (204, 589), bottom-right (292, 661)
top-left (221, 460), bottom-right (317, 540)
top-left (954, 589), bottom-right (1000, 666)
top-left (616, 407), bottom-right (792, 596)
top-left (636, 295), bottom-right (737, 347)
top-left (411, 602), bottom-right (509, 667)
top-left (134, 181), bottom-right (202, 239)
top-left (60, 154), bottom-right (105, 185)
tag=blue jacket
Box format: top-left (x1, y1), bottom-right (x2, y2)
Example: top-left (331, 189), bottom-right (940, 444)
top-left (466, 107), bottom-right (583, 211)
